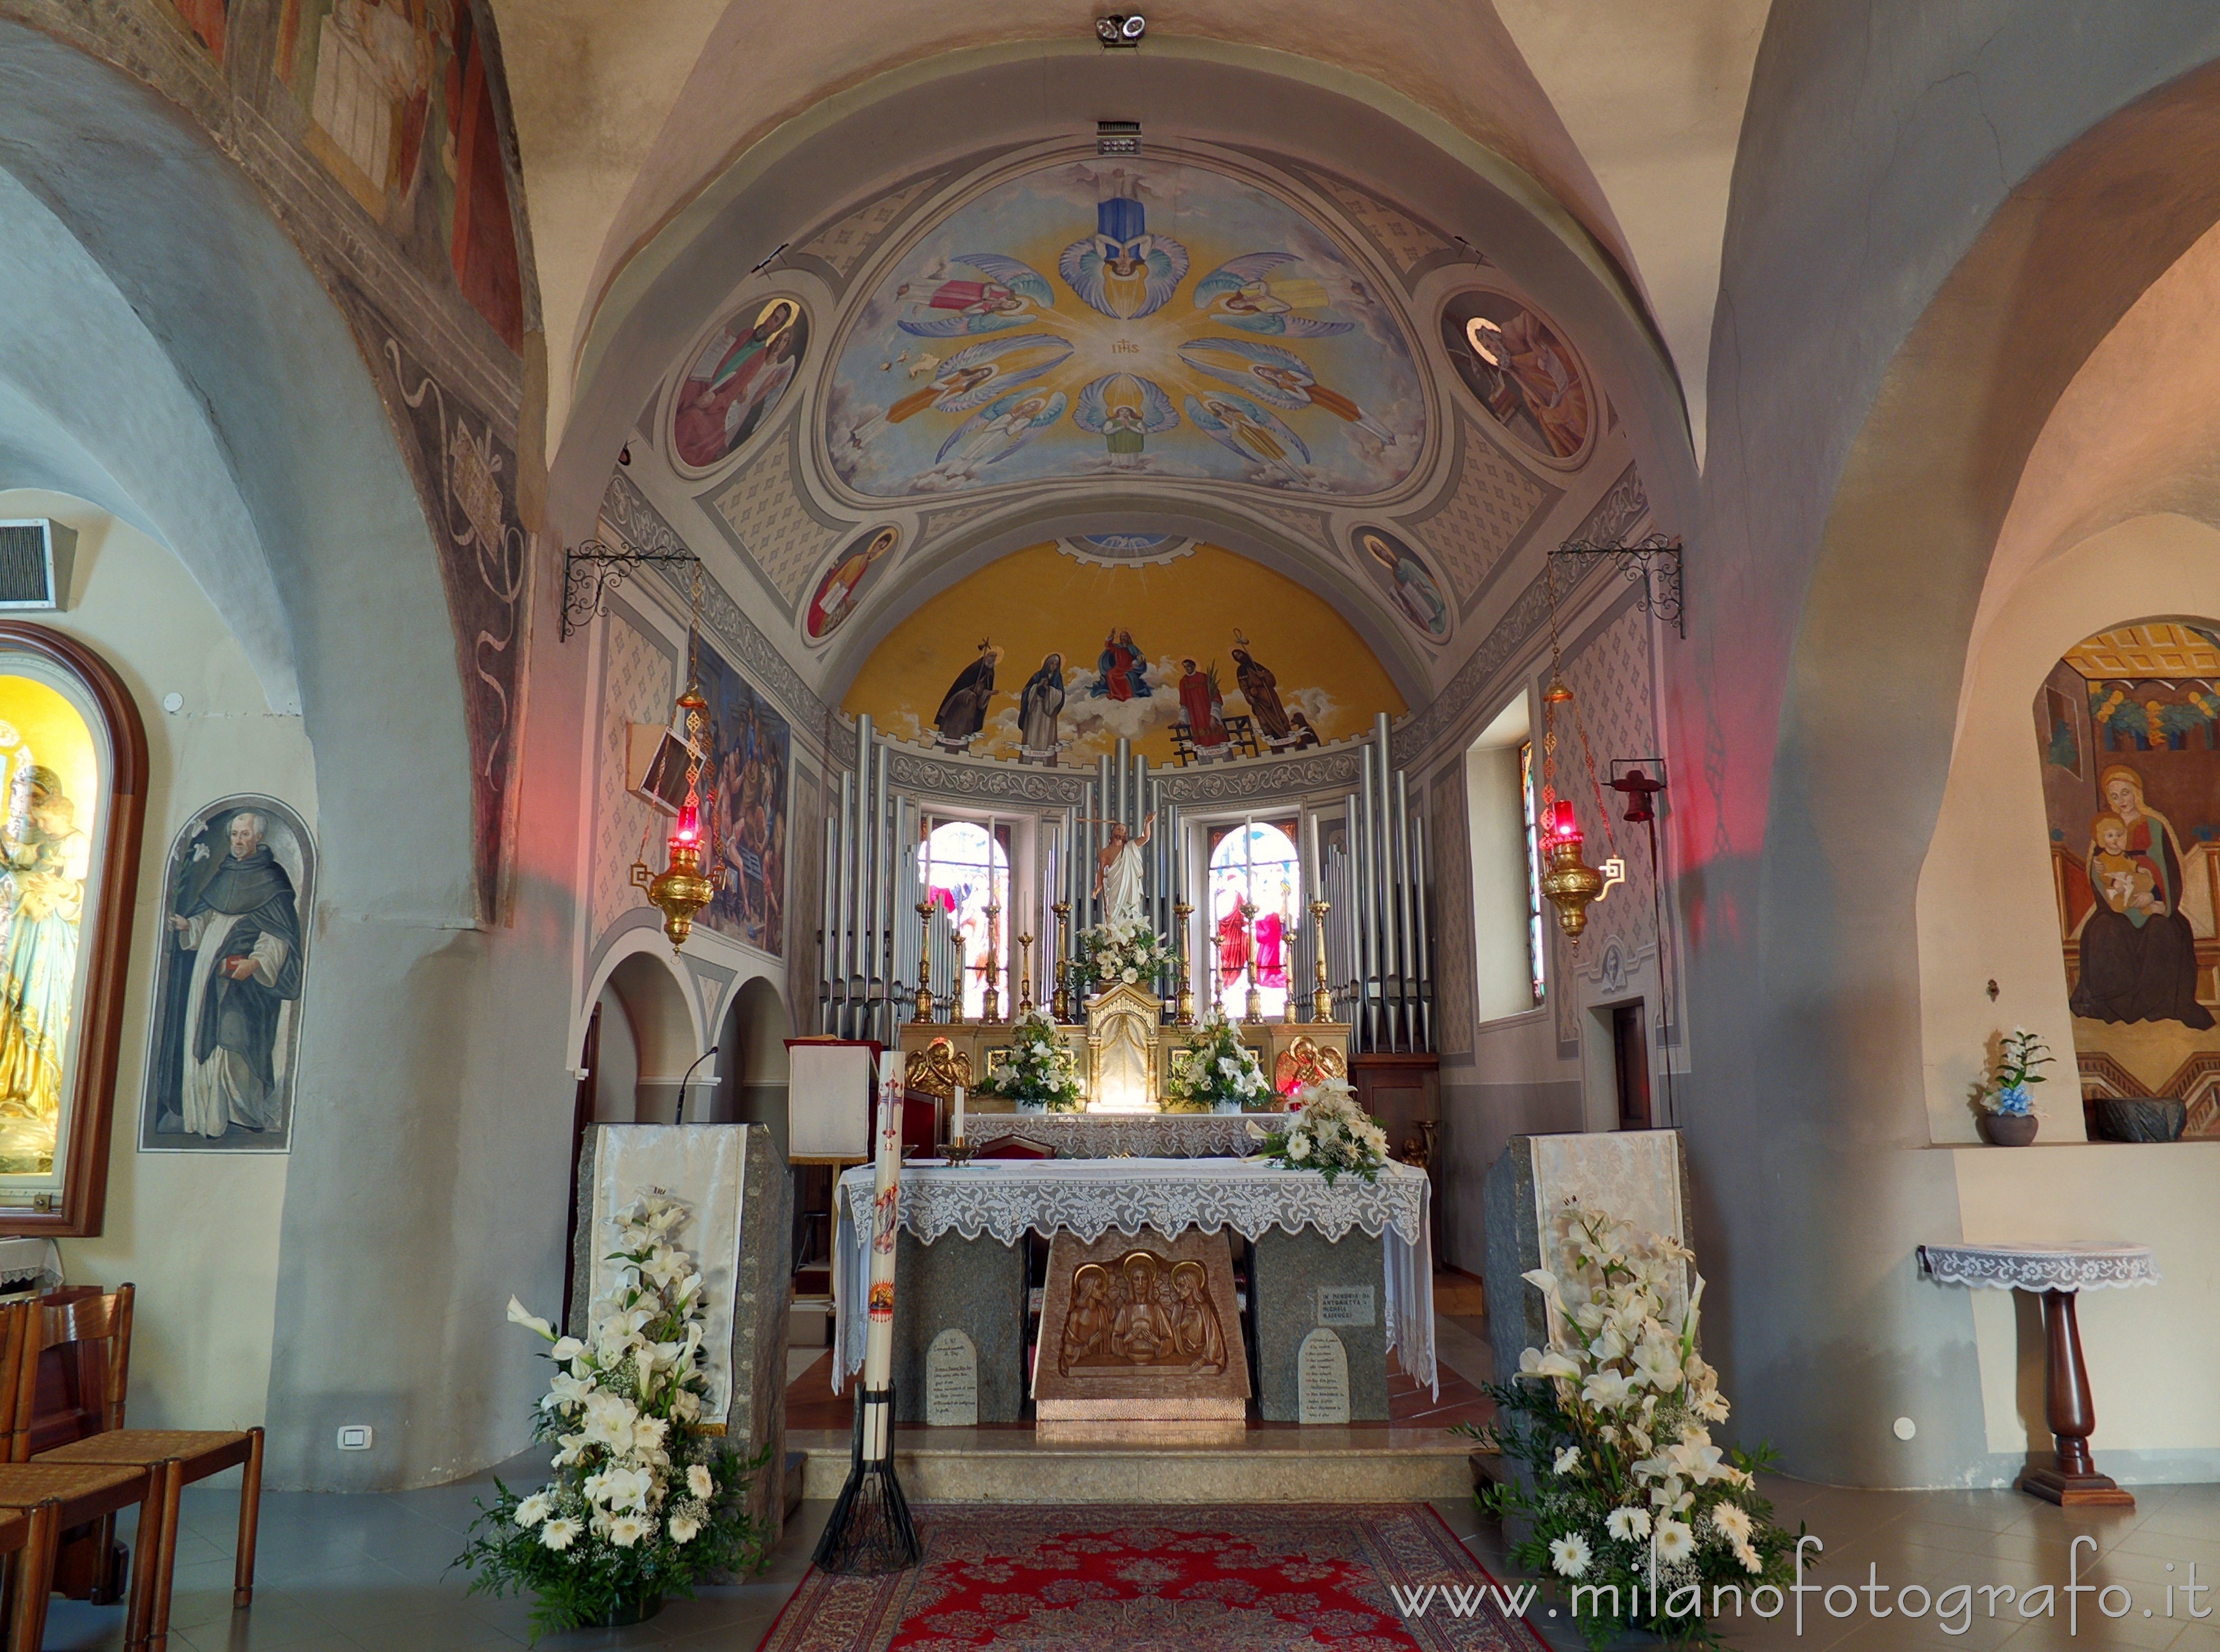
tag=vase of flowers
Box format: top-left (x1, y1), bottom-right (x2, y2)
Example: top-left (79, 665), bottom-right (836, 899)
top-left (1979, 1026), bottom-right (2051, 1146)
top-left (1073, 918), bottom-right (1175, 1001)
top-left (1165, 1009), bottom-right (1269, 1114)
top-left (1467, 1201), bottom-right (1803, 1648)
top-left (1250, 1075), bottom-right (1388, 1184)
top-left (986, 1007), bottom-right (1083, 1113)
top-left (458, 1195), bottom-right (766, 1641)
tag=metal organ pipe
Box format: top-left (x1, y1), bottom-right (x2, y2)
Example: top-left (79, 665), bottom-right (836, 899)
top-left (1393, 768), bottom-right (1415, 1050)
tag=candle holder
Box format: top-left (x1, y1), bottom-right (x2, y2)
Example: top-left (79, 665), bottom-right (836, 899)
top-left (1208, 929), bottom-right (1223, 1017)
top-left (982, 898), bottom-right (1004, 1023)
top-left (1018, 933), bottom-right (1034, 1017)
top-left (912, 900), bottom-right (936, 1023)
top-left (1310, 897), bottom-right (1333, 1021)
top-left (1241, 898), bottom-right (1264, 1023)
top-left (1051, 901), bottom-right (1072, 1022)
top-left (1173, 900), bottom-right (1196, 1025)
top-left (939, 1140), bottom-right (975, 1165)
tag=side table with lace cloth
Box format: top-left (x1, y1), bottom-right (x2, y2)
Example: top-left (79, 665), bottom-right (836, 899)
top-left (1919, 1241), bottom-right (2159, 1508)
top-left (0, 1240), bottom-right (61, 1300)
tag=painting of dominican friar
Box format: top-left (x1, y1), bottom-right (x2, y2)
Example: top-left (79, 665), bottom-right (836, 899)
top-left (1440, 289), bottom-right (1594, 466)
top-left (0, 678), bottom-right (103, 1178)
top-left (844, 541), bottom-right (1402, 768)
top-left (1351, 524), bottom-right (1452, 641)
top-left (273, 0), bottom-right (525, 350)
top-left (695, 643), bottom-right (791, 957)
top-left (2035, 623), bottom-right (2220, 1136)
top-left (670, 297), bottom-right (810, 473)
top-left (804, 525), bottom-right (898, 643)
top-left (142, 798), bottom-right (314, 1152)
top-left (824, 159), bottom-right (1425, 498)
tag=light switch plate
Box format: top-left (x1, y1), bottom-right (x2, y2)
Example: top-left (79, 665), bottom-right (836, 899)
top-left (337, 1424), bottom-right (374, 1451)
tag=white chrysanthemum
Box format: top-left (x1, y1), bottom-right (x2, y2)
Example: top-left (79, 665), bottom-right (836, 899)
top-left (1286, 1132), bottom-right (1311, 1161)
top-left (688, 1463), bottom-right (715, 1499)
top-left (1606, 1506), bottom-right (1651, 1541)
top-left (513, 1490), bottom-right (553, 1527)
top-left (1709, 1501), bottom-right (1753, 1544)
top-left (606, 1513), bottom-right (648, 1547)
top-left (670, 1511), bottom-right (701, 1544)
top-left (1552, 1446), bottom-right (1580, 1476)
top-left (1654, 1518), bottom-right (1694, 1563)
top-left (1549, 1533), bottom-right (1592, 1577)
top-left (540, 1517), bottom-right (581, 1551)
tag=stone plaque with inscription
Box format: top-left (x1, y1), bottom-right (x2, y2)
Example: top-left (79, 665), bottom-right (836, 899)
top-left (1317, 1284), bottom-right (1376, 1327)
top-left (1298, 1328), bottom-right (1351, 1424)
top-left (925, 1328), bottom-right (979, 1426)
top-left (1034, 1226), bottom-right (1251, 1421)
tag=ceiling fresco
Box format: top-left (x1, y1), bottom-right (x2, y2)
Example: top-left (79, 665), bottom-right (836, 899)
top-left (822, 160), bottom-right (1427, 498)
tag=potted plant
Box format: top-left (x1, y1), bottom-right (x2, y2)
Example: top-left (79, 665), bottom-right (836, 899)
top-left (1464, 1201), bottom-right (1805, 1648)
top-left (984, 1007), bottom-right (1084, 1113)
top-left (458, 1195), bottom-right (766, 1639)
top-left (1978, 1026), bottom-right (2051, 1146)
top-left (1165, 1009), bottom-right (1269, 1114)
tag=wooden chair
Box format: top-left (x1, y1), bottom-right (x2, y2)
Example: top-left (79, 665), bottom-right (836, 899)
top-left (0, 1499), bottom-right (65, 1651)
top-left (0, 1466), bottom-right (169, 1650)
top-left (5, 1287), bottom-right (260, 1632)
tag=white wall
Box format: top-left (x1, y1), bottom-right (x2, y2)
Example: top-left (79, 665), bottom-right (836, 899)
top-left (2, 490), bottom-right (311, 1434)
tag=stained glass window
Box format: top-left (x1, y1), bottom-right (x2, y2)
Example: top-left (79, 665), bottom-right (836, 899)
top-left (923, 818), bottom-right (1010, 1021)
top-left (1520, 741), bottom-right (1545, 1004)
top-left (1205, 819), bottom-right (1301, 1020)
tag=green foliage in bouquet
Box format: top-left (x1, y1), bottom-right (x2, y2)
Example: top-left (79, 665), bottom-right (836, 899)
top-left (1249, 1075), bottom-right (1387, 1184)
top-left (458, 1196), bottom-right (768, 1641)
top-left (1165, 1009), bottom-right (1270, 1113)
top-left (1464, 1202), bottom-right (1805, 1649)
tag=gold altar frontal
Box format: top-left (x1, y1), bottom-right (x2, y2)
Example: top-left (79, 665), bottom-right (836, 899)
top-left (898, 983), bottom-right (1351, 1117)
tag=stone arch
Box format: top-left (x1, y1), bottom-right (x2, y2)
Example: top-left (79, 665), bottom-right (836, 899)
top-left (711, 974), bottom-right (793, 1154)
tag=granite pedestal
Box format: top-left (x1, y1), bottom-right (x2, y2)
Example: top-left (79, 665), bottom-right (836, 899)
top-left (892, 1229), bottom-right (1028, 1424)
top-left (1247, 1226), bottom-right (1388, 1422)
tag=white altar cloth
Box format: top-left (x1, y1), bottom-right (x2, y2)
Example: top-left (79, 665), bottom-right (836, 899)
top-left (832, 1157), bottom-right (1436, 1398)
top-left (964, 1112), bottom-right (1283, 1158)
top-left (1918, 1241), bottom-right (2160, 1293)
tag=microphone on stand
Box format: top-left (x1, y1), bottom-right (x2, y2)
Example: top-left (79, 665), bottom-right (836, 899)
top-left (675, 1043), bottom-right (719, 1125)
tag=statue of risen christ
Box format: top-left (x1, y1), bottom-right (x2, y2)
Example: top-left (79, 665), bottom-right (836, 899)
top-left (1091, 813), bottom-right (1156, 928)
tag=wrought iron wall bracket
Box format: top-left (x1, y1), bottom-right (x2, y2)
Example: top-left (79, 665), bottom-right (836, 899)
top-left (560, 538), bottom-right (701, 641)
top-left (1550, 534), bottom-right (1685, 637)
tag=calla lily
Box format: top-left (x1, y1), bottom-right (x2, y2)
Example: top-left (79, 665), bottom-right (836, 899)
top-left (506, 1296), bottom-right (556, 1341)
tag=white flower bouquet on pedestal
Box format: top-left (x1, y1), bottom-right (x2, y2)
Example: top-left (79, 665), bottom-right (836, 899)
top-left (458, 1194), bottom-right (765, 1639)
top-left (984, 1007), bottom-right (1083, 1113)
top-left (1073, 918), bottom-right (1174, 1000)
top-left (1250, 1075), bottom-right (1387, 1184)
top-left (1166, 1009), bottom-right (1269, 1114)
top-left (1465, 1200), bottom-right (1802, 1649)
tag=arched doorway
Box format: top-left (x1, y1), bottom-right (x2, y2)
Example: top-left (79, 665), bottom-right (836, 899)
top-left (601, 951), bottom-right (700, 1124)
top-left (715, 976), bottom-right (792, 1155)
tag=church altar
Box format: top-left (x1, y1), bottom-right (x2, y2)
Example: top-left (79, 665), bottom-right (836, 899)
top-left (830, 1157), bottom-right (1436, 1403)
top-left (963, 1112), bottom-right (1271, 1158)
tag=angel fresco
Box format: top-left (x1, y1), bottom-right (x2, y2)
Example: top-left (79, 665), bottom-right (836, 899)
top-left (1192, 253), bottom-right (1359, 337)
top-left (897, 254), bottom-right (1057, 336)
top-left (1075, 373), bottom-right (1178, 469)
top-left (1179, 336), bottom-right (1396, 447)
top-left (1185, 393), bottom-right (1310, 486)
top-left (824, 157), bottom-right (1428, 495)
top-left (1060, 177), bottom-right (1189, 320)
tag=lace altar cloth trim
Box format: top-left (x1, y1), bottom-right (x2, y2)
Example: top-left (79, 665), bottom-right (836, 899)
top-left (832, 1158), bottom-right (1435, 1397)
top-left (964, 1112), bottom-right (1285, 1158)
top-left (1919, 1242), bottom-right (2160, 1292)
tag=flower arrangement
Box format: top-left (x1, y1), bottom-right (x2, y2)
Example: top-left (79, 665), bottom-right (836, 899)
top-left (1073, 918), bottom-right (1175, 1000)
top-left (1249, 1075), bottom-right (1387, 1184)
top-left (1467, 1201), bottom-right (1801, 1649)
top-left (1165, 1009), bottom-right (1270, 1114)
top-left (458, 1195), bottom-right (765, 1639)
top-left (984, 1007), bottom-right (1084, 1112)
top-left (1981, 1025), bottom-right (2052, 1115)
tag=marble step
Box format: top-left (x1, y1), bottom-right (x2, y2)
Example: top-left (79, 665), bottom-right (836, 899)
top-left (791, 1425), bottom-right (1481, 1503)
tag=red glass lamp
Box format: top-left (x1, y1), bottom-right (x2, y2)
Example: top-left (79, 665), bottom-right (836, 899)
top-left (632, 683), bottom-right (721, 951)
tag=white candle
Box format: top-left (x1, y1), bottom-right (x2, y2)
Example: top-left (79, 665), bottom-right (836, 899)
top-left (952, 1082), bottom-right (966, 1146)
top-left (862, 1075), bottom-right (902, 1381)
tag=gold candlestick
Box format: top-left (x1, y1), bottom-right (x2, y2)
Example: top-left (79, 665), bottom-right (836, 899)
top-left (1173, 900), bottom-right (1196, 1025)
top-left (1018, 933), bottom-right (1034, 1017)
top-left (982, 896), bottom-right (1003, 1023)
top-left (912, 900), bottom-right (935, 1023)
top-left (1310, 897), bottom-right (1333, 1022)
top-left (1051, 901), bottom-right (1072, 1022)
top-left (1209, 929), bottom-right (1223, 1016)
top-left (1241, 898), bottom-right (1264, 1023)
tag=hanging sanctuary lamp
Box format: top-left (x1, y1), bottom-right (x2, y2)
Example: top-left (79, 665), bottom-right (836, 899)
top-left (1536, 565), bottom-right (1626, 940)
top-left (632, 569), bottom-right (723, 951)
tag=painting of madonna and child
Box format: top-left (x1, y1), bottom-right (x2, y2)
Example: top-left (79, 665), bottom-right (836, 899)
top-left (2035, 621), bottom-right (2220, 1137)
top-left (840, 541), bottom-right (1403, 769)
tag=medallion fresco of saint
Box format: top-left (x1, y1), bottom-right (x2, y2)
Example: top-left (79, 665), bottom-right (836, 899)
top-left (1440, 288), bottom-right (1595, 466)
top-left (826, 161), bottom-right (1425, 497)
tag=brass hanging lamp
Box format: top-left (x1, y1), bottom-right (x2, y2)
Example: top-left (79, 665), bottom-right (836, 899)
top-left (1536, 566), bottom-right (1623, 941)
top-left (632, 568), bottom-right (723, 950)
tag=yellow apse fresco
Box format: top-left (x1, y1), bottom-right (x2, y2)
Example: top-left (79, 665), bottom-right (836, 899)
top-left (844, 541), bottom-right (1404, 768)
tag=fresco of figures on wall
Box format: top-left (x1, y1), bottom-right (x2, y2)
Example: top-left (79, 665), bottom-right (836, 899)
top-left (695, 643), bottom-right (791, 957)
top-left (825, 161), bottom-right (1425, 497)
top-left (0, 674), bottom-right (103, 1180)
top-left (842, 541), bottom-right (1402, 768)
top-left (1440, 289), bottom-right (1594, 468)
top-left (142, 797), bottom-right (315, 1153)
top-left (671, 297), bottom-right (810, 474)
top-left (2035, 622), bottom-right (2220, 1137)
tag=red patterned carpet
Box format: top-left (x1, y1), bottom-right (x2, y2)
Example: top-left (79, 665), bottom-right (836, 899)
top-left (758, 1503), bottom-right (1544, 1650)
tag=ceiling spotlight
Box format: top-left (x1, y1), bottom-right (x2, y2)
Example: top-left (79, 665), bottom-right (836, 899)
top-left (1097, 14), bottom-right (1144, 46)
